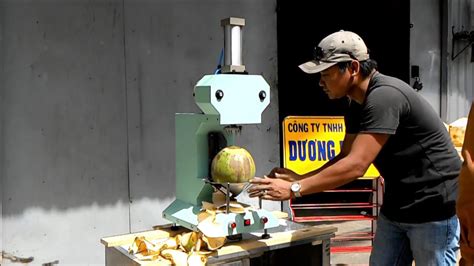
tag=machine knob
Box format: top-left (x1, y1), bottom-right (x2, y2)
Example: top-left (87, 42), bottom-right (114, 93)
top-left (215, 90), bottom-right (224, 101)
top-left (261, 216), bottom-right (268, 224)
top-left (228, 222), bottom-right (237, 229)
top-left (259, 91), bottom-right (266, 102)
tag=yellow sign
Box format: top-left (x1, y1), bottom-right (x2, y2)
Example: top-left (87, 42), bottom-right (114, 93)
top-left (282, 116), bottom-right (379, 179)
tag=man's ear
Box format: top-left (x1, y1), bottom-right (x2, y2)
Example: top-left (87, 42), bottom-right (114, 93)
top-left (350, 60), bottom-right (360, 76)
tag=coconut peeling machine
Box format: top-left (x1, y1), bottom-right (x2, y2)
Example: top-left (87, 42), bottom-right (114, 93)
top-left (162, 17), bottom-right (279, 239)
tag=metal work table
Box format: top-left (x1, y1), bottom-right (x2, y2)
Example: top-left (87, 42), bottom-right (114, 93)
top-left (101, 219), bottom-right (336, 266)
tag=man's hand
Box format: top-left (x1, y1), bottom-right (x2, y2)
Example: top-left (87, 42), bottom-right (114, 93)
top-left (267, 167), bottom-right (301, 182)
top-left (248, 176), bottom-right (292, 201)
top-left (463, 150), bottom-right (474, 176)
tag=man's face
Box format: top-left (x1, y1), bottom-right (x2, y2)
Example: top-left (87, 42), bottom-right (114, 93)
top-left (318, 64), bottom-right (351, 99)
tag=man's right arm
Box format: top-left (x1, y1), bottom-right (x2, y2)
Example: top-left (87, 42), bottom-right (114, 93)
top-left (269, 133), bottom-right (356, 182)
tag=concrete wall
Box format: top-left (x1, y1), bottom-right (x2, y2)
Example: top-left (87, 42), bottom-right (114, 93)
top-left (1, 0), bottom-right (278, 264)
top-left (410, 0), bottom-right (474, 122)
top-left (0, 0), bottom-right (4, 255)
top-left (2, 1), bottom-right (130, 264)
top-left (447, 0), bottom-right (474, 122)
top-left (410, 0), bottom-right (442, 115)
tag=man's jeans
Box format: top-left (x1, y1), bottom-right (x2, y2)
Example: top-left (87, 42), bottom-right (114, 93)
top-left (370, 213), bottom-right (460, 266)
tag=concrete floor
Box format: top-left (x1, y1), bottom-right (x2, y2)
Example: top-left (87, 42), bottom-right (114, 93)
top-left (331, 223), bottom-right (372, 265)
top-left (309, 220), bottom-right (374, 265)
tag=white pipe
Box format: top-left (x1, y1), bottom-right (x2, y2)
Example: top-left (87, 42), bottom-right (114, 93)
top-left (223, 24), bottom-right (243, 66)
top-left (230, 25), bottom-right (242, 65)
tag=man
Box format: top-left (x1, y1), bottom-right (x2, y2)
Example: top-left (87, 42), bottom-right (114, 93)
top-left (458, 102), bottom-right (474, 266)
top-left (249, 30), bottom-right (461, 265)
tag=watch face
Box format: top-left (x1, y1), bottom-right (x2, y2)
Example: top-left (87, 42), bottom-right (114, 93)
top-left (291, 182), bottom-right (301, 191)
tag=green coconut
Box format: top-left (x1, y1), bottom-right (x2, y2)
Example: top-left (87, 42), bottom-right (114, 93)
top-left (211, 146), bottom-right (256, 183)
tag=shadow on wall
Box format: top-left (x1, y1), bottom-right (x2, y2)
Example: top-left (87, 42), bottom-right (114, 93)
top-left (1, 0), bottom-right (278, 216)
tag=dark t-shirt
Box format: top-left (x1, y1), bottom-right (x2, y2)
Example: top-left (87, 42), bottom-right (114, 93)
top-left (345, 72), bottom-right (461, 223)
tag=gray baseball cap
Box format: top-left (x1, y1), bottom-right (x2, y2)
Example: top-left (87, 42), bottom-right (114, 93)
top-left (299, 30), bottom-right (370, 74)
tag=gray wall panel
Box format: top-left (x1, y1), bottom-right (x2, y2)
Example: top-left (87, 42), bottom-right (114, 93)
top-left (2, 1), bottom-right (129, 264)
top-left (1, 0), bottom-right (278, 264)
top-left (410, 0), bottom-right (442, 115)
top-left (448, 0), bottom-right (474, 122)
top-left (0, 0), bottom-right (4, 255)
top-left (410, 0), bottom-right (474, 122)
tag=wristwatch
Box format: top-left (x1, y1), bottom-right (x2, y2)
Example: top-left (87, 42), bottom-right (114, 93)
top-left (290, 182), bottom-right (302, 198)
